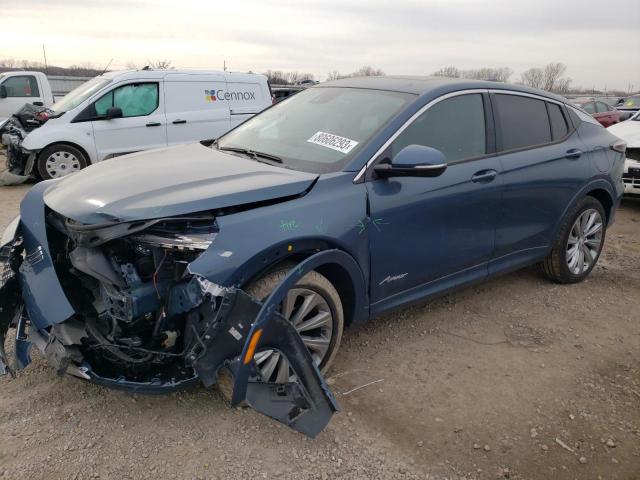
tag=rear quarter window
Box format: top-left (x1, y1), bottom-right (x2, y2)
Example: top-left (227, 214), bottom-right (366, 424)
top-left (494, 94), bottom-right (551, 151)
top-left (547, 103), bottom-right (569, 140)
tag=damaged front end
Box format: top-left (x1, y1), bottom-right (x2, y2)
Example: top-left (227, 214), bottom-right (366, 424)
top-left (0, 196), bottom-right (339, 437)
top-left (0, 104), bottom-right (50, 185)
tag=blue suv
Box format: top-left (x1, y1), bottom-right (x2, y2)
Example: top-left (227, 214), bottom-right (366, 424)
top-left (0, 77), bottom-right (626, 436)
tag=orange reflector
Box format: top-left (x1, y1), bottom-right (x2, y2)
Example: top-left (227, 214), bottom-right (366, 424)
top-left (243, 329), bottom-right (263, 365)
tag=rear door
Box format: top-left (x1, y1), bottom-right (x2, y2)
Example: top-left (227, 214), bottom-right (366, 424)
top-left (91, 81), bottom-right (167, 160)
top-left (596, 101), bottom-right (614, 127)
top-left (489, 92), bottom-right (588, 273)
top-left (164, 73), bottom-right (230, 145)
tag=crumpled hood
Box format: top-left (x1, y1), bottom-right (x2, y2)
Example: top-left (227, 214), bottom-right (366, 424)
top-left (608, 120), bottom-right (640, 147)
top-left (43, 143), bottom-right (318, 224)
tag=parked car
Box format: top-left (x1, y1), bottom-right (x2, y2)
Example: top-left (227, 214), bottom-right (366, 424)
top-left (1, 69), bottom-right (272, 182)
top-left (572, 98), bottom-right (621, 127)
top-left (616, 96), bottom-right (640, 120)
top-left (608, 111), bottom-right (640, 196)
top-left (0, 77), bottom-right (625, 437)
top-left (0, 71), bottom-right (54, 124)
top-left (271, 85), bottom-right (304, 103)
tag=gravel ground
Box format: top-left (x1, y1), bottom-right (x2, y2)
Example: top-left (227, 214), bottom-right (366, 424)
top-left (1, 156), bottom-right (639, 479)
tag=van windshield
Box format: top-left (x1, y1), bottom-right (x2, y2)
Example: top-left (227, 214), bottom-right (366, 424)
top-left (51, 77), bottom-right (112, 114)
top-left (217, 87), bottom-right (414, 174)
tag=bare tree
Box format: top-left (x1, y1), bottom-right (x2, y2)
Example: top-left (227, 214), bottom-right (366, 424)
top-left (432, 66), bottom-right (461, 78)
top-left (326, 70), bottom-right (345, 81)
top-left (521, 63), bottom-right (571, 93)
top-left (148, 59), bottom-right (173, 70)
top-left (351, 66), bottom-right (385, 77)
top-left (463, 67), bottom-right (513, 82)
top-left (520, 67), bottom-right (544, 89)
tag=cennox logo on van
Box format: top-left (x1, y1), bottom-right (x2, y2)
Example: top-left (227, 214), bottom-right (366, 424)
top-left (204, 88), bottom-right (256, 102)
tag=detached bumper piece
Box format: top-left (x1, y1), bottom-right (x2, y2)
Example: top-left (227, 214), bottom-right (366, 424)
top-left (0, 242), bottom-right (24, 377)
top-left (188, 252), bottom-right (342, 437)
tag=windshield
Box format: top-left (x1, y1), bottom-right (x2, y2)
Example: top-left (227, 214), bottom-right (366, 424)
top-left (51, 76), bottom-right (112, 113)
top-left (217, 87), bottom-right (415, 173)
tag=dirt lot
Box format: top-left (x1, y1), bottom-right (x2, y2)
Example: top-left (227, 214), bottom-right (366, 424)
top-left (0, 163), bottom-right (639, 479)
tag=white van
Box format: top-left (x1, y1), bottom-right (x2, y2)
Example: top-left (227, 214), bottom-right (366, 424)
top-left (4, 69), bottom-right (272, 180)
top-left (0, 71), bottom-right (54, 123)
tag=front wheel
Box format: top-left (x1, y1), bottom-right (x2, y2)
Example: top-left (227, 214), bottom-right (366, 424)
top-left (36, 144), bottom-right (88, 180)
top-left (541, 196), bottom-right (606, 283)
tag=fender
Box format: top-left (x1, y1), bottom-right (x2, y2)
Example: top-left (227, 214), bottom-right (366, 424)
top-left (187, 173), bottom-right (371, 325)
top-left (549, 176), bottom-right (619, 246)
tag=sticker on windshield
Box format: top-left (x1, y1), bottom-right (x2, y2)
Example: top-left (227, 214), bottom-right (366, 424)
top-left (307, 131), bottom-right (359, 154)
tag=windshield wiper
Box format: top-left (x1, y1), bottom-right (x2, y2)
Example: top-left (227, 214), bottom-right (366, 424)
top-left (219, 146), bottom-right (283, 163)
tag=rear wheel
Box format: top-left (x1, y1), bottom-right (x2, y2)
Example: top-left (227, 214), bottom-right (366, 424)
top-left (541, 196), bottom-right (606, 283)
top-left (37, 144), bottom-right (88, 180)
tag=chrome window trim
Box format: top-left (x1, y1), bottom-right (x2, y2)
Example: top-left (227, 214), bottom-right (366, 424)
top-left (487, 88), bottom-right (567, 106)
top-left (353, 88), bottom-right (487, 183)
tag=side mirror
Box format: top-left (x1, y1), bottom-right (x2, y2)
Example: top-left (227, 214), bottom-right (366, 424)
top-left (105, 107), bottom-right (123, 120)
top-left (0, 85), bottom-right (7, 99)
top-left (374, 145), bottom-right (447, 179)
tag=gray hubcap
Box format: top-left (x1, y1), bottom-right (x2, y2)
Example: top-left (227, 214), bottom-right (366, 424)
top-left (566, 208), bottom-right (603, 275)
top-left (254, 287), bottom-right (333, 383)
top-left (45, 151), bottom-right (81, 178)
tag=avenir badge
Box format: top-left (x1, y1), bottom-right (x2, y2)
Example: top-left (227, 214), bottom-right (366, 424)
top-left (307, 131), bottom-right (359, 154)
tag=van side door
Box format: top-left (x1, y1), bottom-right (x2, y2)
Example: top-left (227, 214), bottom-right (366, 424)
top-left (85, 81), bottom-right (167, 160)
top-left (224, 74), bottom-right (271, 128)
top-left (489, 92), bottom-right (588, 273)
top-left (164, 73), bottom-right (231, 145)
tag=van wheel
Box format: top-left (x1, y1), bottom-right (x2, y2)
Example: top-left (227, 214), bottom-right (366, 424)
top-left (37, 144), bottom-right (88, 180)
top-left (218, 266), bottom-right (344, 401)
top-left (541, 196), bottom-right (606, 284)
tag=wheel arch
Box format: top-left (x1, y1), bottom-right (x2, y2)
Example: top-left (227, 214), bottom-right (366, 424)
top-left (38, 141), bottom-right (92, 166)
top-left (240, 241), bottom-right (370, 328)
top-left (585, 187), bottom-right (614, 223)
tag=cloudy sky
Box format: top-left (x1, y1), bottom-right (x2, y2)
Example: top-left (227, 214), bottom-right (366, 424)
top-left (1, 0), bottom-right (639, 90)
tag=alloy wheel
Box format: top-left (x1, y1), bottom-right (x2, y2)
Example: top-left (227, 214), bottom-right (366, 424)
top-left (45, 151), bottom-right (81, 178)
top-left (254, 287), bottom-right (333, 383)
top-left (566, 208), bottom-right (603, 275)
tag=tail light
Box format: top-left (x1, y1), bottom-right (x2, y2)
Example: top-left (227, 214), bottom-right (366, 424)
top-left (610, 140), bottom-right (626, 153)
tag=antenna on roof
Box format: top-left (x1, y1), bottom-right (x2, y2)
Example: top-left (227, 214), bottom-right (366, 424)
top-left (100, 59), bottom-right (113, 75)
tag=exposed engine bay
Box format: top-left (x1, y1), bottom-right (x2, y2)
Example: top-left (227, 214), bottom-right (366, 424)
top-left (44, 212), bottom-right (218, 385)
top-left (0, 208), bottom-right (339, 436)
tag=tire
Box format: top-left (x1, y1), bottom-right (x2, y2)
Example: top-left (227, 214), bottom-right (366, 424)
top-left (541, 196), bottom-right (606, 284)
top-left (36, 144), bottom-right (88, 180)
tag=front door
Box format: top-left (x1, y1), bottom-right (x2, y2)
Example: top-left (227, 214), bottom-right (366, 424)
top-left (91, 82), bottom-right (167, 160)
top-left (366, 92), bottom-right (502, 311)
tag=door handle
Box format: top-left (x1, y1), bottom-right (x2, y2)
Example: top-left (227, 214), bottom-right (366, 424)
top-left (172, 119), bottom-right (187, 124)
top-left (471, 169), bottom-right (498, 183)
top-left (32, 101), bottom-right (44, 106)
top-left (146, 122), bottom-right (161, 127)
top-left (565, 148), bottom-right (582, 160)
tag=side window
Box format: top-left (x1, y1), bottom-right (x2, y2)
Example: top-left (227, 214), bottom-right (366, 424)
top-left (390, 94), bottom-right (486, 162)
top-left (494, 94), bottom-right (551, 151)
top-left (596, 102), bottom-right (610, 113)
top-left (582, 102), bottom-right (596, 114)
top-left (1, 75), bottom-right (40, 97)
top-left (94, 83), bottom-right (159, 118)
top-left (547, 103), bottom-right (569, 140)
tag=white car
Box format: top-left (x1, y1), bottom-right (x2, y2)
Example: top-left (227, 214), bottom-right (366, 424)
top-left (2, 69), bottom-right (272, 181)
top-left (608, 111), bottom-right (640, 196)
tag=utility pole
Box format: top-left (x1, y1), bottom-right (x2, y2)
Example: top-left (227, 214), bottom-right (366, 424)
top-left (224, 60), bottom-right (227, 72)
top-left (42, 44), bottom-right (48, 73)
